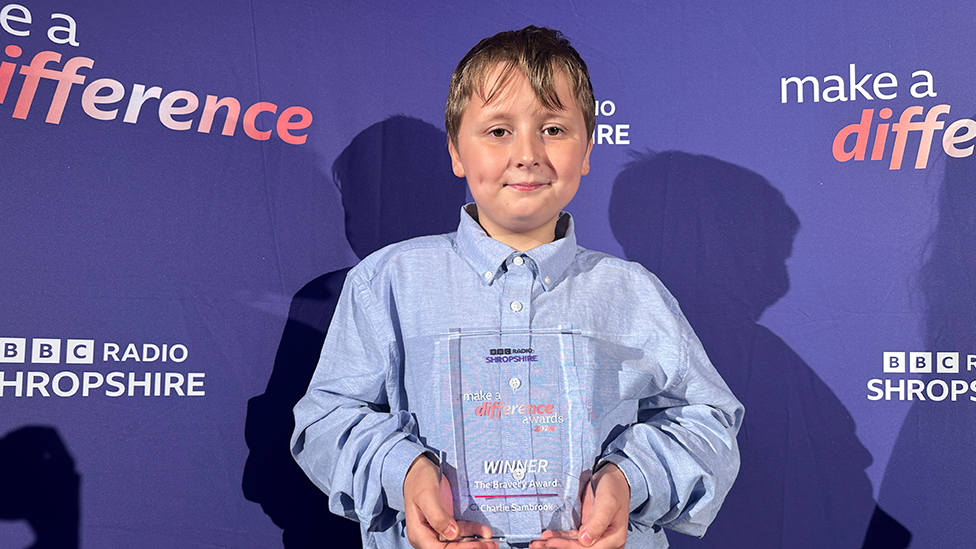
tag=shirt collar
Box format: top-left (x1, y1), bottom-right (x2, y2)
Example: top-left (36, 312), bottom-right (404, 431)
top-left (455, 203), bottom-right (577, 291)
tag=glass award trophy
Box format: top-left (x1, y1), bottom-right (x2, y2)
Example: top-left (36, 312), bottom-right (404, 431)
top-left (444, 329), bottom-right (595, 546)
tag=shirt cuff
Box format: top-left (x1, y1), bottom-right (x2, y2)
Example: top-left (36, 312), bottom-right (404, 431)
top-left (380, 436), bottom-right (432, 513)
top-left (601, 451), bottom-right (668, 519)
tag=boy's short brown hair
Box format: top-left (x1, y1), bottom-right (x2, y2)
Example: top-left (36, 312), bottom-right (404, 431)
top-left (445, 26), bottom-right (596, 149)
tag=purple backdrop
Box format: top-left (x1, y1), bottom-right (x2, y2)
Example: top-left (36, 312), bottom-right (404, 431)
top-left (2, 1), bottom-right (973, 547)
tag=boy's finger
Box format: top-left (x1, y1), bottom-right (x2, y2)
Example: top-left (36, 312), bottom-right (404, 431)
top-left (404, 511), bottom-right (444, 549)
top-left (530, 530), bottom-right (580, 549)
top-left (449, 539), bottom-right (499, 549)
top-left (454, 520), bottom-right (493, 540)
top-left (538, 529), bottom-right (578, 541)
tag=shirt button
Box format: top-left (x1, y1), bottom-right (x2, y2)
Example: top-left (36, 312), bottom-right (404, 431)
top-left (510, 301), bottom-right (523, 313)
top-left (544, 276), bottom-right (552, 285)
top-left (509, 377), bottom-right (521, 390)
top-left (484, 271), bottom-right (492, 280)
top-left (512, 256), bottom-right (524, 266)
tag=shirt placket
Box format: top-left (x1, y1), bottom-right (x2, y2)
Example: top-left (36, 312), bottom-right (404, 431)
top-left (497, 253), bottom-right (539, 538)
top-left (500, 253), bottom-right (534, 331)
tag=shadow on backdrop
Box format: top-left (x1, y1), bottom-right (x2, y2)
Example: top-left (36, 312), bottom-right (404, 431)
top-left (243, 115), bottom-right (466, 547)
top-left (0, 426), bottom-right (79, 549)
top-left (608, 151), bottom-right (907, 548)
top-left (872, 144), bottom-right (976, 548)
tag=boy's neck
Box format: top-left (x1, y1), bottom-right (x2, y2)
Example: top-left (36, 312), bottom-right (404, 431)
top-left (472, 207), bottom-right (562, 252)
top-left (487, 228), bottom-right (555, 252)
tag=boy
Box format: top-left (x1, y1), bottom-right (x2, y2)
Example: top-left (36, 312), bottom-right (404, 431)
top-left (292, 26), bottom-right (742, 549)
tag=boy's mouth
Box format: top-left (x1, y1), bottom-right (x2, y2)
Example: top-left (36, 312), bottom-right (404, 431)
top-left (505, 182), bottom-right (549, 191)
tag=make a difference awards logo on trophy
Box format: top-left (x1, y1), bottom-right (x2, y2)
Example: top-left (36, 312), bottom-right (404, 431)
top-left (448, 330), bottom-right (590, 545)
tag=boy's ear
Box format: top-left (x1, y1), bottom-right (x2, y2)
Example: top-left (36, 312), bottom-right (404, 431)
top-left (448, 141), bottom-right (466, 178)
top-left (581, 139), bottom-right (593, 176)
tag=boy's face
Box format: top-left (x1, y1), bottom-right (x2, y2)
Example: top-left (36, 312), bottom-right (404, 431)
top-left (449, 65), bottom-right (592, 246)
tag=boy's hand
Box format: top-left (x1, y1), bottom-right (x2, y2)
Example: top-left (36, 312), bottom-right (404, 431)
top-left (528, 463), bottom-right (630, 549)
top-left (403, 454), bottom-right (498, 549)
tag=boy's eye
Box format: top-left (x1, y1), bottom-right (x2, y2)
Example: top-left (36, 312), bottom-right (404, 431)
top-left (490, 128), bottom-right (508, 137)
top-left (543, 127), bottom-right (563, 136)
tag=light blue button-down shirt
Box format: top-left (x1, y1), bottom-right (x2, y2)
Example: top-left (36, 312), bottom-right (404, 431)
top-left (292, 205), bottom-right (742, 548)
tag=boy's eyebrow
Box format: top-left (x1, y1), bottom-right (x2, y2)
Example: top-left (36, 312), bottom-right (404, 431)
top-left (476, 96), bottom-right (572, 117)
top-left (473, 108), bottom-right (574, 128)
top-left (476, 71), bottom-right (572, 114)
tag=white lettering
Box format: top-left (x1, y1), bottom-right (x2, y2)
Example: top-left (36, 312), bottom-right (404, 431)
top-left (47, 13), bottom-right (78, 46)
top-left (31, 338), bottom-right (60, 363)
top-left (128, 371), bottom-right (151, 396)
top-left (121, 343), bottom-right (141, 362)
top-left (883, 351), bottom-right (905, 373)
top-left (597, 100), bottom-right (615, 117)
top-left (0, 337), bottom-right (26, 363)
top-left (66, 339), bottom-right (94, 364)
top-left (52, 371), bottom-right (79, 397)
top-left (951, 379), bottom-right (969, 401)
top-left (26, 371), bottom-right (50, 397)
top-left (143, 344), bottom-right (160, 362)
top-left (187, 372), bottom-right (204, 396)
top-left (0, 4), bottom-right (31, 37)
top-left (0, 371), bottom-right (24, 397)
top-left (867, 379), bottom-right (883, 401)
top-left (910, 70), bottom-right (937, 99)
top-left (105, 372), bottom-right (125, 397)
top-left (907, 379), bottom-right (925, 401)
top-left (614, 124), bottom-right (630, 145)
top-left (926, 379), bottom-right (948, 401)
top-left (781, 75), bottom-right (820, 103)
top-left (104, 343), bottom-right (120, 361)
top-left (937, 352), bottom-right (959, 374)
top-left (170, 344), bottom-right (188, 363)
top-left (165, 373), bottom-right (185, 396)
top-left (82, 372), bottom-right (103, 396)
top-left (909, 352), bottom-right (932, 373)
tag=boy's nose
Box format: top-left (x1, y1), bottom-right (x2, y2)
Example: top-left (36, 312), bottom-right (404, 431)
top-left (514, 132), bottom-right (544, 168)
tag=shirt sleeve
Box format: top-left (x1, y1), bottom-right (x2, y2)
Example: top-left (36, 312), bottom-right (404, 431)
top-left (290, 269), bottom-right (428, 531)
top-left (599, 300), bottom-right (744, 538)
